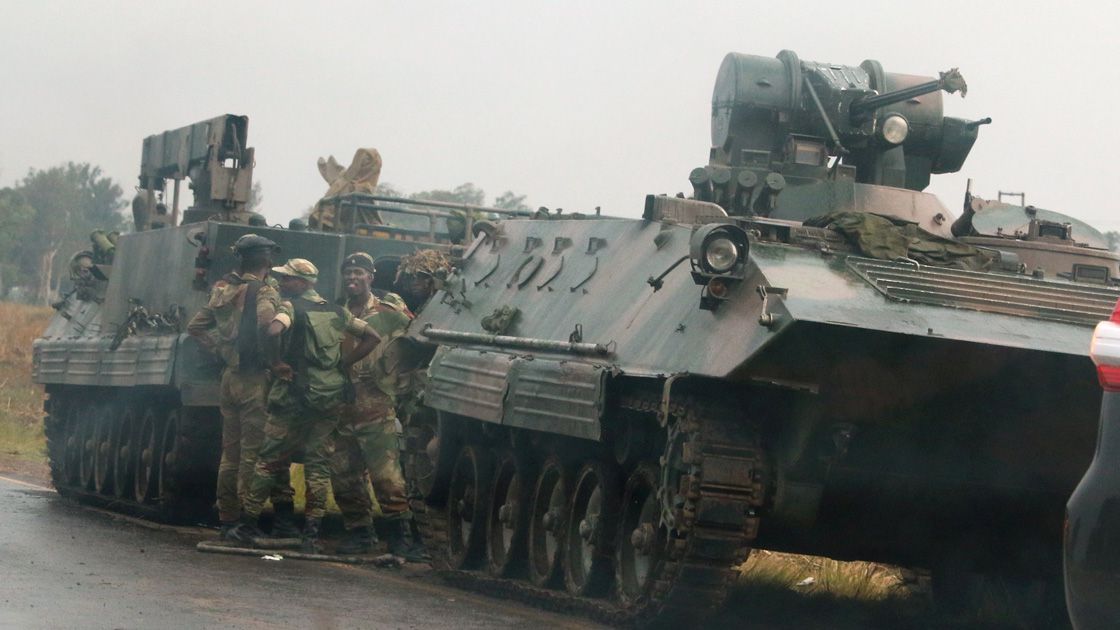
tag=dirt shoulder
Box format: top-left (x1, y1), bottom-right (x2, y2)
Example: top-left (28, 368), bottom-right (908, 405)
top-left (0, 453), bottom-right (50, 487)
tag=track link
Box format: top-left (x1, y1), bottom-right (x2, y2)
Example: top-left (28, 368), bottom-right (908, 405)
top-left (406, 391), bottom-right (767, 627)
top-left (44, 389), bottom-right (217, 524)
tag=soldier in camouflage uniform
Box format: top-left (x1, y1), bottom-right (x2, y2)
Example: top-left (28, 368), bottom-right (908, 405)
top-left (185, 234), bottom-right (299, 540)
top-left (394, 249), bottom-right (452, 314)
top-left (330, 253), bottom-right (423, 559)
top-left (232, 258), bottom-right (380, 552)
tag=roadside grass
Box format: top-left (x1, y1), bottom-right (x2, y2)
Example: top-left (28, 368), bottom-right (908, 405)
top-left (0, 302), bottom-right (50, 463)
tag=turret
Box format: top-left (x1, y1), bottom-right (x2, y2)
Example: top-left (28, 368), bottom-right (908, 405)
top-left (694, 50), bottom-right (991, 227)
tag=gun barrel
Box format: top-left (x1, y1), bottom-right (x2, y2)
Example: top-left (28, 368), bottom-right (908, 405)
top-left (848, 78), bottom-right (943, 120)
top-left (849, 67), bottom-right (967, 121)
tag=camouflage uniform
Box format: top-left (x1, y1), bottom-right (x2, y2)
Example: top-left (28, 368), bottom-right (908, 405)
top-left (186, 271), bottom-right (292, 523)
top-left (332, 291), bottom-right (414, 529)
top-left (242, 281), bottom-right (372, 522)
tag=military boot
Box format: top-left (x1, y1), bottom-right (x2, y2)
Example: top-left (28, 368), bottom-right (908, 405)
top-left (335, 526), bottom-right (376, 555)
top-left (219, 521), bottom-right (239, 542)
top-left (384, 519), bottom-right (428, 563)
top-left (225, 515), bottom-right (265, 546)
top-left (270, 502), bottom-right (301, 539)
top-left (301, 517), bottom-right (324, 554)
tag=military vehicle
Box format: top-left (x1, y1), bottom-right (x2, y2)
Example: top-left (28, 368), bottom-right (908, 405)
top-left (399, 51), bottom-right (1120, 624)
top-left (33, 114), bottom-right (520, 520)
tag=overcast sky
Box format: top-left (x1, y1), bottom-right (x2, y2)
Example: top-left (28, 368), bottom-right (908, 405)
top-left (2, 1), bottom-right (1118, 230)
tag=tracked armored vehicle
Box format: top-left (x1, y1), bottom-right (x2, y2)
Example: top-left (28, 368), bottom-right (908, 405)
top-left (33, 115), bottom-right (516, 521)
top-left (401, 51), bottom-right (1120, 623)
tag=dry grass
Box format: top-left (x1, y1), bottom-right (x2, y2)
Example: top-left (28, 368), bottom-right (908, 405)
top-left (0, 302), bottom-right (51, 462)
top-left (713, 550), bottom-right (937, 629)
top-left (740, 550), bottom-right (913, 600)
top-left (718, 550), bottom-right (1055, 629)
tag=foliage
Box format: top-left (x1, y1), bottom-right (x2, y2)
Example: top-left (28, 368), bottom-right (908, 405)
top-left (373, 182), bottom-right (404, 198)
top-left (0, 189), bottom-right (36, 295)
top-left (401, 182), bottom-right (530, 212)
top-left (0, 163), bottom-right (126, 304)
top-left (410, 182), bottom-right (486, 207)
top-left (493, 190), bottom-right (531, 212)
top-left (1105, 231), bottom-right (1120, 252)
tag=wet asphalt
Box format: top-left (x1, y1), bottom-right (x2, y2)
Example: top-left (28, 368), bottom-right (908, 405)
top-left (0, 475), bottom-right (601, 630)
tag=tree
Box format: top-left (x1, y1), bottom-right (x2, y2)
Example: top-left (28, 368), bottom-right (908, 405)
top-left (0, 188), bottom-right (36, 298)
top-left (493, 191), bottom-right (530, 212)
top-left (373, 182), bottom-right (404, 198)
top-left (14, 163), bottom-right (126, 304)
top-left (1105, 231), bottom-right (1120, 252)
top-left (410, 182), bottom-right (486, 207)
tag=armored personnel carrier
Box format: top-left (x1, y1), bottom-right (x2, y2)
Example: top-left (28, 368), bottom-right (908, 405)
top-left (401, 51), bottom-right (1119, 623)
top-left (33, 114), bottom-right (517, 520)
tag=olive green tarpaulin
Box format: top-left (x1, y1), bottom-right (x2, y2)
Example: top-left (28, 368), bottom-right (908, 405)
top-left (804, 212), bottom-right (994, 271)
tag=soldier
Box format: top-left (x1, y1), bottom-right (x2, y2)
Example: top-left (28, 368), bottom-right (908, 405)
top-left (231, 258), bottom-right (380, 552)
top-left (185, 234), bottom-right (300, 540)
top-left (330, 253), bottom-right (424, 559)
top-left (394, 249), bottom-right (452, 314)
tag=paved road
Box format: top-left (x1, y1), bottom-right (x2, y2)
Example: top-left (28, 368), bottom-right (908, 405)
top-left (0, 475), bottom-right (601, 630)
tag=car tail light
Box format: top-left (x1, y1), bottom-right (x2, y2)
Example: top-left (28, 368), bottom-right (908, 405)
top-left (1091, 299), bottom-right (1120, 391)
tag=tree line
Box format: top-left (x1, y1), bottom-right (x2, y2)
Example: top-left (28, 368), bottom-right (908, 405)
top-left (374, 182), bottom-right (531, 212)
top-left (0, 163), bottom-right (128, 305)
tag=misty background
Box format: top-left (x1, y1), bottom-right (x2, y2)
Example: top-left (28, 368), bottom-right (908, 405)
top-left (1, 1), bottom-right (1117, 268)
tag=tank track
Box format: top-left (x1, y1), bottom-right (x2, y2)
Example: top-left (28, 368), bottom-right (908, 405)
top-left (44, 387), bottom-right (218, 523)
top-left (407, 391), bottom-right (766, 627)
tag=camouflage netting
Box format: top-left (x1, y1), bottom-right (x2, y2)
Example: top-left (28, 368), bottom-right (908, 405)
top-left (309, 148), bottom-right (384, 231)
top-left (804, 212), bottom-right (994, 271)
top-left (398, 249), bottom-right (452, 282)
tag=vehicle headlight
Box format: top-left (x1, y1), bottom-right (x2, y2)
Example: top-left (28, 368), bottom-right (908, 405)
top-left (689, 222), bottom-right (749, 283)
top-left (704, 237), bottom-right (739, 273)
top-left (880, 114), bottom-right (909, 145)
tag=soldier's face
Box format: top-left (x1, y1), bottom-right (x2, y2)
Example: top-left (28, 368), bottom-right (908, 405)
top-left (278, 275), bottom-right (310, 297)
top-left (343, 266), bottom-right (373, 297)
top-left (410, 275), bottom-right (435, 299)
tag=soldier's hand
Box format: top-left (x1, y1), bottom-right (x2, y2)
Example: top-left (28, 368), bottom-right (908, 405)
top-left (271, 361), bottom-right (294, 381)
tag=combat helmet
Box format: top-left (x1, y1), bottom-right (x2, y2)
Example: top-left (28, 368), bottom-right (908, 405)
top-left (231, 234), bottom-right (280, 256)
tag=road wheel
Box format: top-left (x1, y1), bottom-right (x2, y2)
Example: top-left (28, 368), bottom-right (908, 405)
top-left (93, 403), bottom-right (117, 495)
top-left (615, 463), bottom-right (666, 607)
top-left (56, 402), bottom-right (82, 487)
top-left (112, 403), bottom-right (138, 499)
top-left (446, 444), bottom-right (492, 569)
top-left (78, 405), bottom-right (100, 490)
top-left (62, 404), bottom-right (82, 486)
top-left (157, 408), bottom-right (183, 500)
top-left (133, 406), bottom-right (162, 503)
top-left (486, 450), bottom-right (531, 577)
top-left (528, 456), bottom-right (569, 588)
top-left (565, 460), bottom-right (620, 597)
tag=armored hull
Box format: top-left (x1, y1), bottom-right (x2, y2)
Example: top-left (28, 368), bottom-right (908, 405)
top-left (34, 218), bottom-right (450, 520)
top-left (399, 50), bottom-right (1120, 624)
